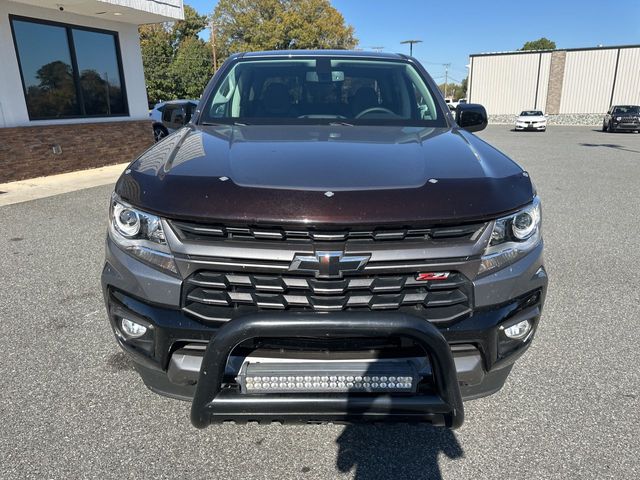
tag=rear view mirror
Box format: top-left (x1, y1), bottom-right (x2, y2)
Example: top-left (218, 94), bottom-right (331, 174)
top-left (306, 71), bottom-right (345, 82)
top-left (456, 104), bottom-right (488, 132)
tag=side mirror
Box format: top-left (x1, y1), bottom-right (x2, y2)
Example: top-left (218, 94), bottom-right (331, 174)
top-left (456, 103), bottom-right (488, 132)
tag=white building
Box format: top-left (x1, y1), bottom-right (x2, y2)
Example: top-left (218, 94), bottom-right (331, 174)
top-left (467, 44), bottom-right (640, 123)
top-left (0, 0), bottom-right (184, 182)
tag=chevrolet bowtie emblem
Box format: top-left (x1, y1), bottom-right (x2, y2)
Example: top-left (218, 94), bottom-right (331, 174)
top-left (289, 251), bottom-right (370, 278)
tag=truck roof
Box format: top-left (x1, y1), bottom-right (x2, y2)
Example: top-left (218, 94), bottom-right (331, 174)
top-left (241, 50), bottom-right (407, 60)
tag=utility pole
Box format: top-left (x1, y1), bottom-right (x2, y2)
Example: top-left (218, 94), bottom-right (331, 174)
top-left (400, 39), bottom-right (422, 57)
top-left (210, 21), bottom-right (217, 71)
top-left (443, 63), bottom-right (450, 99)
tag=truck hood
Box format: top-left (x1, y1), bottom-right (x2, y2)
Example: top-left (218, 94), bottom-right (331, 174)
top-left (116, 124), bottom-right (534, 225)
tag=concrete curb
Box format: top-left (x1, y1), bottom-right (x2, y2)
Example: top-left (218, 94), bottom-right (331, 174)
top-left (0, 163), bottom-right (128, 207)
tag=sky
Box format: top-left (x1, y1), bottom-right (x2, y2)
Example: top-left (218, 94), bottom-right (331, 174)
top-left (187, 0), bottom-right (640, 84)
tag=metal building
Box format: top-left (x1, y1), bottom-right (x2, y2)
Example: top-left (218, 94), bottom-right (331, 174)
top-left (467, 45), bottom-right (640, 119)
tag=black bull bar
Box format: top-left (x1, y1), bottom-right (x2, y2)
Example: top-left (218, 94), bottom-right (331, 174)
top-left (191, 312), bottom-right (464, 428)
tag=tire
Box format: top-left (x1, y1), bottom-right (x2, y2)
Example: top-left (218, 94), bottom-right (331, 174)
top-left (602, 123), bottom-right (607, 132)
top-left (608, 122), bottom-right (615, 133)
top-left (153, 125), bottom-right (168, 142)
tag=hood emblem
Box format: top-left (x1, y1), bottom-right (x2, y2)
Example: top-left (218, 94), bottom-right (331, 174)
top-left (290, 251), bottom-right (370, 278)
top-left (324, 191), bottom-right (334, 197)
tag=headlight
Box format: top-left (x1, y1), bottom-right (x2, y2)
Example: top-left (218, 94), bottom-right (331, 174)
top-left (616, 116), bottom-right (621, 121)
top-left (479, 196), bottom-right (542, 276)
top-left (512, 201), bottom-right (540, 239)
top-left (113, 202), bottom-right (141, 237)
top-left (109, 194), bottom-right (178, 275)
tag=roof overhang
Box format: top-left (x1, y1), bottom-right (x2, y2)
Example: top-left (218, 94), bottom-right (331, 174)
top-left (11, 0), bottom-right (184, 24)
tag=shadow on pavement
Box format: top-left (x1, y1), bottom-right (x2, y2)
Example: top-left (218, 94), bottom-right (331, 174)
top-left (336, 423), bottom-right (463, 479)
top-left (335, 358), bottom-right (463, 479)
top-left (580, 142), bottom-right (640, 154)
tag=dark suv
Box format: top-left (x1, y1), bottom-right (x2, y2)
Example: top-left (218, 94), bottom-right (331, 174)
top-left (603, 105), bottom-right (640, 133)
top-left (102, 51), bottom-right (547, 428)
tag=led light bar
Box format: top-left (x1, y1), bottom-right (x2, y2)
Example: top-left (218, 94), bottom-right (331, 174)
top-left (239, 361), bottom-right (418, 393)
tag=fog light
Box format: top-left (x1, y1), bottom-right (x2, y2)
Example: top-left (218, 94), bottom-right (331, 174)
top-left (121, 318), bottom-right (147, 338)
top-left (503, 319), bottom-right (531, 340)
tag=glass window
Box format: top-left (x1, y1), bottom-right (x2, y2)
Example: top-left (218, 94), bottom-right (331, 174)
top-left (11, 16), bottom-right (128, 120)
top-left (201, 58), bottom-right (445, 127)
top-left (11, 19), bottom-right (80, 119)
top-left (73, 29), bottom-right (126, 116)
top-left (162, 105), bottom-right (174, 123)
top-left (613, 106), bottom-right (640, 114)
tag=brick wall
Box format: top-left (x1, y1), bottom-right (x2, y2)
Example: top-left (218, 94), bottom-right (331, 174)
top-left (545, 51), bottom-right (567, 115)
top-left (0, 120), bottom-right (154, 183)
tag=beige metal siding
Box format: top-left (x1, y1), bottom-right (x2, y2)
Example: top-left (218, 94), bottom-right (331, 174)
top-left (559, 49), bottom-right (617, 113)
top-left (611, 48), bottom-right (640, 105)
top-left (470, 53), bottom-right (542, 114)
top-left (534, 52), bottom-right (552, 111)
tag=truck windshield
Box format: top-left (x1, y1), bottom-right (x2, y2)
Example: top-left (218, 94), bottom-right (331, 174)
top-left (199, 57), bottom-right (446, 126)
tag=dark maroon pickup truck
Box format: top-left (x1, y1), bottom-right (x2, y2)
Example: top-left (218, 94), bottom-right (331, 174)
top-left (102, 50), bottom-right (547, 428)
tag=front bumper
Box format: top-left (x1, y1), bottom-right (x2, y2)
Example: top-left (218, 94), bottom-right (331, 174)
top-left (610, 122), bottom-right (640, 131)
top-left (102, 231), bottom-right (547, 426)
top-left (515, 122), bottom-right (546, 131)
top-left (190, 312), bottom-right (465, 428)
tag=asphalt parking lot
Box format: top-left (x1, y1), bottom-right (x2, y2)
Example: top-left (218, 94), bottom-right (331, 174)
top-left (0, 125), bottom-right (638, 479)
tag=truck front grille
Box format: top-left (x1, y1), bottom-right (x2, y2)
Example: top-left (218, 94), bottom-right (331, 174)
top-left (182, 270), bottom-right (472, 324)
top-left (170, 220), bottom-right (486, 244)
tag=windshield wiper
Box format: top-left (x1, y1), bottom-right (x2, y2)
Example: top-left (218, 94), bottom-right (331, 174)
top-left (328, 121), bottom-right (355, 127)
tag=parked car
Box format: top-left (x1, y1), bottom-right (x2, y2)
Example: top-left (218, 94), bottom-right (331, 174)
top-left (149, 99), bottom-right (199, 141)
top-left (602, 105), bottom-right (640, 133)
top-left (103, 51), bottom-right (546, 429)
top-left (515, 110), bottom-right (547, 131)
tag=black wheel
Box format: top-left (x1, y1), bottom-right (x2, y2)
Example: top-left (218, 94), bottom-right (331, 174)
top-left (608, 121), bottom-right (615, 133)
top-left (153, 125), bottom-right (168, 142)
top-left (602, 123), bottom-right (607, 132)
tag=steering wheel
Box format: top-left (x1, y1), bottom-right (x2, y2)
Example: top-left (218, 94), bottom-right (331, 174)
top-left (355, 107), bottom-right (396, 119)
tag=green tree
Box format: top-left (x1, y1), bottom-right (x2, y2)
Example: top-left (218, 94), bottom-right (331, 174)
top-left (172, 5), bottom-right (209, 46)
top-left (212, 0), bottom-right (357, 64)
top-left (139, 4), bottom-right (212, 105)
top-left (170, 36), bottom-right (213, 99)
top-left (521, 37), bottom-right (556, 51)
top-left (140, 24), bottom-right (174, 104)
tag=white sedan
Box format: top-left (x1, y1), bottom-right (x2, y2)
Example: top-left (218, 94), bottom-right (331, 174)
top-left (515, 110), bottom-right (547, 131)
